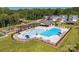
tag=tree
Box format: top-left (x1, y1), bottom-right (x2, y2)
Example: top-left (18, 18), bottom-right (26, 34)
top-left (54, 8), bottom-right (64, 15)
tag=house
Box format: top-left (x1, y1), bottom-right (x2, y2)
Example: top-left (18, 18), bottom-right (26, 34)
top-left (69, 15), bottom-right (78, 22)
top-left (50, 15), bottom-right (59, 21)
top-left (40, 19), bottom-right (53, 26)
top-left (43, 15), bottom-right (67, 21)
top-left (41, 15), bottom-right (63, 26)
top-left (65, 15), bottom-right (78, 25)
top-left (42, 15), bottom-right (78, 25)
top-left (59, 15), bottom-right (68, 22)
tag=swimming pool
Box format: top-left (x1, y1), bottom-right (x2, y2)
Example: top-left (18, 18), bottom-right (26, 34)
top-left (13, 26), bottom-right (69, 45)
top-left (41, 28), bottom-right (61, 37)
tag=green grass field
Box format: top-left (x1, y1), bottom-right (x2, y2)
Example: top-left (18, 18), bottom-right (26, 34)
top-left (0, 25), bottom-right (79, 52)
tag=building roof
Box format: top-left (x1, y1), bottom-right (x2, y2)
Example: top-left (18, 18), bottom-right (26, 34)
top-left (69, 15), bottom-right (78, 20)
top-left (43, 15), bottom-right (78, 23)
top-left (40, 19), bottom-right (53, 25)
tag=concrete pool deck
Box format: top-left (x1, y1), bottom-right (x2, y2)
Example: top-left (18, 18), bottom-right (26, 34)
top-left (13, 26), bottom-right (70, 45)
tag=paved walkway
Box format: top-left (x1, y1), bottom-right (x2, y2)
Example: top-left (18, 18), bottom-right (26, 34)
top-left (0, 32), bottom-right (14, 39)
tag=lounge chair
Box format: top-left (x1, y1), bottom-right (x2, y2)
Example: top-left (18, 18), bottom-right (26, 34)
top-left (25, 35), bottom-right (30, 38)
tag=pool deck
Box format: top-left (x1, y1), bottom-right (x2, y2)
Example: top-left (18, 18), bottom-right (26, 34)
top-left (13, 26), bottom-right (70, 46)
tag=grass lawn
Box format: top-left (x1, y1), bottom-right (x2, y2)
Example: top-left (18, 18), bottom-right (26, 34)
top-left (0, 25), bottom-right (79, 52)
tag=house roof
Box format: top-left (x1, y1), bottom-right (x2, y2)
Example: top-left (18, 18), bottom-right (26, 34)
top-left (43, 15), bottom-right (78, 22)
top-left (44, 15), bottom-right (68, 20)
top-left (69, 15), bottom-right (78, 20)
top-left (40, 20), bottom-right (53, 25)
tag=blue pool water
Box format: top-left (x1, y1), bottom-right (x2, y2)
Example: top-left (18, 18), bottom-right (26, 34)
top-left (41, 28), bottom-right (61, 37)
top-left (22, 29), bottom-right (45, 38)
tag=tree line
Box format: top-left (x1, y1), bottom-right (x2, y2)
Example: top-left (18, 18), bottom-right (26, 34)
top-left (0, 7), bottom-right (79, 28)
